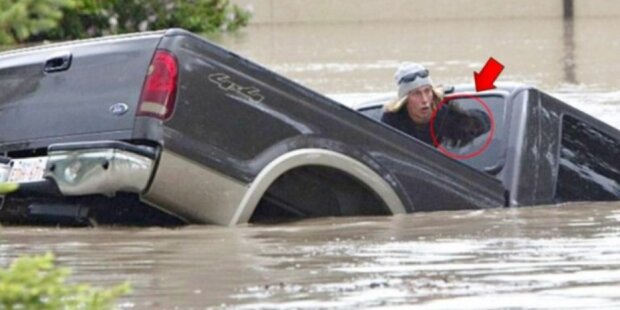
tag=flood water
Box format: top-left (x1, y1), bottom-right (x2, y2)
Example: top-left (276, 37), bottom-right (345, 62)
top-left (2, 17), bottom-right (620, 309)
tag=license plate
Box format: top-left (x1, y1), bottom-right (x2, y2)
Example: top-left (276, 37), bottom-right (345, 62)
top-left (7, 158), bottom-right (48, 183)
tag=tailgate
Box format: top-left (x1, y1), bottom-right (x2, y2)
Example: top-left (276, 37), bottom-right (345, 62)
top-left (0, 34), bottom-right (163, 150)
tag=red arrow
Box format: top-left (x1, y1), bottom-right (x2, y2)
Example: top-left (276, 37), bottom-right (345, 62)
top-left (474, 57), bottom-right (504, 92)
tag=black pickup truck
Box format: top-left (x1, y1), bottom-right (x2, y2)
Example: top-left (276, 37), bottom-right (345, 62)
top-left (0, 29), bottom-right (618, 226)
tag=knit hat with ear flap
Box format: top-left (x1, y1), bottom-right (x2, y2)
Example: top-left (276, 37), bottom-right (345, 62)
top-left (384, 62), bottom-right (435, 113)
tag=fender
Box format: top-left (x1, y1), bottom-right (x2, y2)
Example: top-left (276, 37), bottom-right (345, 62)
top-left (230, 148), bottom-right (408, 225)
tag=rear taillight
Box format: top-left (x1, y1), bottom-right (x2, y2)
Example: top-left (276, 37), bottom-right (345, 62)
top-left (137, 50), bottom-right (178, 120)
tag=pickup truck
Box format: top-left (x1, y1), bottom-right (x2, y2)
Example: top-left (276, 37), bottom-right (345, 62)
top-left (1, 29), bottom-right (619, 226)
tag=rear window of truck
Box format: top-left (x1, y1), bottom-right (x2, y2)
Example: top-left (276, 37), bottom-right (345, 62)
top-left (439, 95), bottom-right (507, 174)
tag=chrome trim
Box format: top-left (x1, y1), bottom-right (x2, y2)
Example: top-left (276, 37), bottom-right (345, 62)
top-left (45, 149), bottom-right (154, 196)
top-left (142, 150), bottom-right (248, 225)
top-left (0, 163), bottom-right (10, 183)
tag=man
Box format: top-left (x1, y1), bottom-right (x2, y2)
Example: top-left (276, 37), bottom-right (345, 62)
top-left (381, 62), bottom-right (490, 147)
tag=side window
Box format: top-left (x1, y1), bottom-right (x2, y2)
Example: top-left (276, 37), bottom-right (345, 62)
top-left (555, 115), bottom-right (620, 202)
top-left (438, 95), bottom-right (507, 174)
top-left (358, 106), bottom-right (383, 120)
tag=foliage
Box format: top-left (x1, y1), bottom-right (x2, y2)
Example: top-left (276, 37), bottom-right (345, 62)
top-left (42, 0), bottom-right (250, 41)
top-left (0, 0), bottom-right (75, 44)
top-left (0, 0), bottom-right (250, 44)
top-left (0, 253), bottom-right (131, 310)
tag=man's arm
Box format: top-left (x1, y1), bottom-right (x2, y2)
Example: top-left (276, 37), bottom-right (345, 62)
top-left (435, 102), bottom-right (491, 147)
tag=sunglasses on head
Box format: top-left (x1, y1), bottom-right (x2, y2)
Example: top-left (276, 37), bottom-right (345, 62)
top-left (398, 69), bottom-right (429, 84)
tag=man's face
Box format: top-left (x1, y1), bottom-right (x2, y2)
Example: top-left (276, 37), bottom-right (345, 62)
top-left (406, 85), bottom-right (434, 124)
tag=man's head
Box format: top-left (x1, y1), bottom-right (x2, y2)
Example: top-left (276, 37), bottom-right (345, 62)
top-left (395, 63), bottom-right (435, 124)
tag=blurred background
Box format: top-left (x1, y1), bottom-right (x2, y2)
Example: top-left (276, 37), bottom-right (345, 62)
top-left (3, 0), bottom-right (619, 96)
top-left (223, 0), bottom-right (620, 94)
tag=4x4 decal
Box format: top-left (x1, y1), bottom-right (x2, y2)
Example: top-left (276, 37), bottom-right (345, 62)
top-left (208, 73), bottom-right (265, 103)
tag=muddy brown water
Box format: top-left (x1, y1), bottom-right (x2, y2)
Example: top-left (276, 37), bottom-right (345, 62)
top-left (2, 17), bottom-right (620, 309)
top-left (2, 203), bottom-right (620, 309)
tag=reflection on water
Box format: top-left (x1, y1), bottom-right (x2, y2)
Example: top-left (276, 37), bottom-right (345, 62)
top-left (2, 17), bottom-right (620, 309)
top-left (563, 20), bottom-right (577, 84)
top-left (2, 203), bottom-right (620, 308)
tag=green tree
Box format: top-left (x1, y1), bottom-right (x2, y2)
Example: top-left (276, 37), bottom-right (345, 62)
top-left (44, 0), bottom-right (250, 41)
top-left (0, 253), bottom-right (131, 310)
top-left (0, 0), bottom-right (250, 45)
top-left (0, 0), bottom-right (75, 44)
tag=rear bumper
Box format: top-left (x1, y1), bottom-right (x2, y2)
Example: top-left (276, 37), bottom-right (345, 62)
top-left (0, 141), bottom-right (156, 197)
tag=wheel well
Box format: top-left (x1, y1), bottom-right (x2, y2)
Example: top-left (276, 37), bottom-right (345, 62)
top-left (250, 165), bottom-right (390, 223)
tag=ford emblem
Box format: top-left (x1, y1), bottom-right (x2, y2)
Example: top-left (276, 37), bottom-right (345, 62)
top-left (110, 102), bottom-right (129, 116)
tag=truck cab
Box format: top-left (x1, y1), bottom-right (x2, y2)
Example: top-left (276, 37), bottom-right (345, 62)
top-left (356, 84), bottom-right (620, 206)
